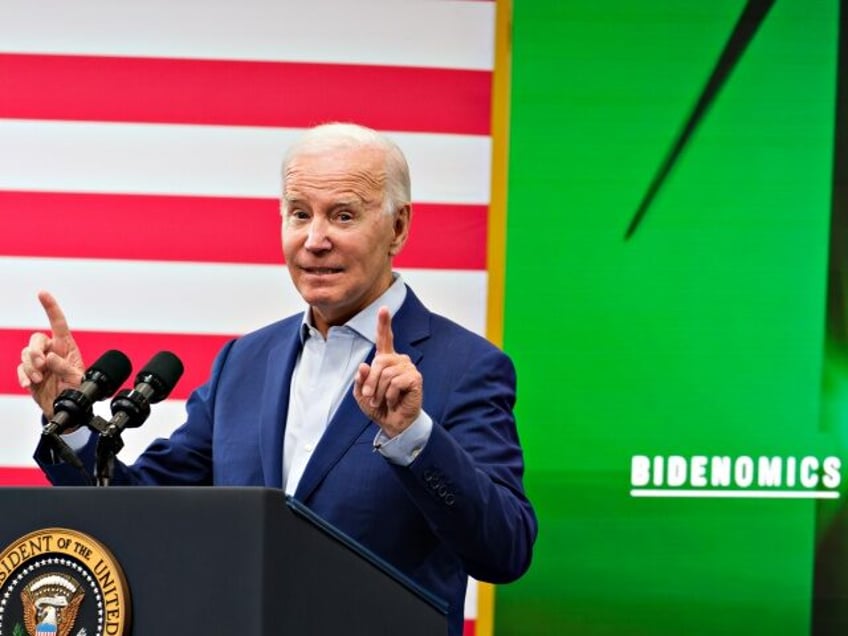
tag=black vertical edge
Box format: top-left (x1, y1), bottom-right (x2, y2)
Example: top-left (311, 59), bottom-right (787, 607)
top-left (813, 2), bottom-right (848, 634)
top-left (825, 0), bottom-right (848, 345)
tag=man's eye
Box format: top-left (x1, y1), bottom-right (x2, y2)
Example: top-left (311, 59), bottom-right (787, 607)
top-left (290, 209), bottom-right (309, 220)
top-left (337, 211), bottom-right (354, 222)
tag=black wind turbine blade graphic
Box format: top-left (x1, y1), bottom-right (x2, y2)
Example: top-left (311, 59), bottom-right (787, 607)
top-left (624, 0), bottom-right (775, 240)
top-left (824, 0), bottom-right (848, 346)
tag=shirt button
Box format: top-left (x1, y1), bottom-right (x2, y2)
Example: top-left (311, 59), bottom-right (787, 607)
top-left (304, 443), bottom-right (314, 453)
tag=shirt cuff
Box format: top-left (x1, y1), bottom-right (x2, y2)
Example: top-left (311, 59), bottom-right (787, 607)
top-left (373, 411), bottom-right (433, 466)
top-left (62, 426), bottom-right (93, 452)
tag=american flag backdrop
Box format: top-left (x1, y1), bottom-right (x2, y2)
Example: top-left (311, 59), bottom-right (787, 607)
top-left (0, 1), bottom-right (499, 632)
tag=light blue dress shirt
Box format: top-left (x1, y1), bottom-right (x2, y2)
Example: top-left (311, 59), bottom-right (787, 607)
top-left (283, 274), bottom-right (433, 495)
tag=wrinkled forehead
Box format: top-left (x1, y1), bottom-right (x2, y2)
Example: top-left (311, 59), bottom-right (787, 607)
top-left (284, 146), bottom-right (387, 202)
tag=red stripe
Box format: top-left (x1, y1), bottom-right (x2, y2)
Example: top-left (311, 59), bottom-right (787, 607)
top-left (1, 329), bottom-right (233, 401)
top-left (0, 467), bottom-right (50, 486)
top-left (0, 53), bottom-right (491, 135)
top-left (463, 619), bottom-right (475, 635)
top-left (0, 191), bottom-right (487, 270)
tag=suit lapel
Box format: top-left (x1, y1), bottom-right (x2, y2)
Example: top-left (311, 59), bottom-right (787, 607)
top-left (293, 289), bottom-right (430, 502)
top-left (259, 321), bottom-right (303, 488)
top-left (293, 389), bottom-right (372, 501)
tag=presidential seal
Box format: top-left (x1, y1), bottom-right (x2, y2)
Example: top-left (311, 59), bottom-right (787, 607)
top-left (0, 528), bottom-right (130, 636)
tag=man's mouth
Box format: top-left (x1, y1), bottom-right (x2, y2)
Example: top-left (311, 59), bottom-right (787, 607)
top-left (301, 266), bottom-right (343, 275)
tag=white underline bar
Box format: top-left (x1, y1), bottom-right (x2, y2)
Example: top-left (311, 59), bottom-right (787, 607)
top-left (630, 489), bottom-right (840, 499)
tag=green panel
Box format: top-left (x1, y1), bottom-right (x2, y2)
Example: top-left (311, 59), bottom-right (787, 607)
top-left (499, 1), bottom-right (838, 634)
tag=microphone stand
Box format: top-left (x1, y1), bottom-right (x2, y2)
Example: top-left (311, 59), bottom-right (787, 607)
top-left (88, 415), bottom-right (124, 487)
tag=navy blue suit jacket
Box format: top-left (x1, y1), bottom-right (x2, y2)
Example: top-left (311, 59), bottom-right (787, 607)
top-left (38, 288), bottom-right (537, 635)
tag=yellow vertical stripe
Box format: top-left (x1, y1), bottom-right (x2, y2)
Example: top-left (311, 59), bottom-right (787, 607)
top-left (480, 0), bottom-right (513, 634)
top-left (486, 0), bottom-right (512, 350)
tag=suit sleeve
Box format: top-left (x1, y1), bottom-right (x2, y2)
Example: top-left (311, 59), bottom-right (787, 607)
top-left (387, 346), bottom-right (537, 583)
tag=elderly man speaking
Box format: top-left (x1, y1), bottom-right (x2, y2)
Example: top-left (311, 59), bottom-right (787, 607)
top-left (18, 123), bottom-right (537, 636)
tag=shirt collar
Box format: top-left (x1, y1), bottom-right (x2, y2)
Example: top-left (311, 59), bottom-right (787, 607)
top-left (299, 273), bottom-right (407, 344)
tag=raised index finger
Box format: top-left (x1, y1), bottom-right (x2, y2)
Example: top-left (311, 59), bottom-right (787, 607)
top-left (375, 306), bottom-right (395, 354)
top-left (37, 290), bottom-right (72, 338)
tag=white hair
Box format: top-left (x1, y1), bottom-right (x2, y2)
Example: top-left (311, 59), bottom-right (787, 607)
top-left (281, 122), bottom-right (411, 215)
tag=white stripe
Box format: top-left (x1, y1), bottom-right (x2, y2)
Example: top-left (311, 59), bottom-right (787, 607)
top-left (630, 489), bottom-right (840, 499)
top-left (0, 395), bottom-right (187, 466)
top-left (463, 577), bottom-right (479, 619)
top-left (0, 257), bottom-right (487, 337)
top-left (0, 395), bottom-right (44, 465)
top-left (0, 120), bottom-right (491, 205)
top-left (118, 399), bottom-right (190, 462)
top-left (0, 0), bottom-right (494, 71)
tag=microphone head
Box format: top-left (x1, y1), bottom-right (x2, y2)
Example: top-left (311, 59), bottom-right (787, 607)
top-left (84, 349), bottom-right (132, 397)
top-left (136, 351), bottom-right (184, 403)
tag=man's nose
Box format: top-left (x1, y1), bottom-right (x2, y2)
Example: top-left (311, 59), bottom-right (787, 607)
top-left (304, 218), bottom-right (331, 251)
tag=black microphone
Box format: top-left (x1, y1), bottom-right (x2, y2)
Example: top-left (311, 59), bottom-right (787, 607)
top-left (99, 351), bottom-right (184, 438)
top-left (42, 349), bottom-right (132, 437)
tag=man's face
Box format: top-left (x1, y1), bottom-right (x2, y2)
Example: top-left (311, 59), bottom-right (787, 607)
top-left (282, 145), bottom-right (409, 334)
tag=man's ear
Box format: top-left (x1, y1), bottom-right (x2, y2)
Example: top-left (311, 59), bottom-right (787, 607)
top-left (389, 204), bottom-right (412, 256)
